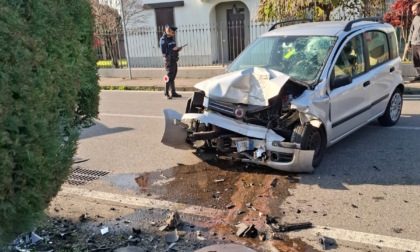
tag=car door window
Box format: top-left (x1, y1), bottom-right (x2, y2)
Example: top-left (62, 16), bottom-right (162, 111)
top-left (333, 35), bottom-right (365, 80)
top-left (366, 31), bottom-right (390, 67)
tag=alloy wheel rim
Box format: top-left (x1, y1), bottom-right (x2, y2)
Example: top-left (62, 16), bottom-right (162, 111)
top-left (390, 92), bottom-right (402, 121)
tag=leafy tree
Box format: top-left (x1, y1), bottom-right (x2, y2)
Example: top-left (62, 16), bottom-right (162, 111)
top-left (383, 0), bottom-right (415, 60)
top-left (91, 0), bottom-right (122, 68)
top-left (257, 0), bottom-right (385, 22)
top-left (91, 0), bottom-right (149, 68)
top-left (121, 0), bottom-right (150, 27)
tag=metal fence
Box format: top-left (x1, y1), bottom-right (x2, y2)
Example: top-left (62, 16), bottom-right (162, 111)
top-left (95, 20), bottom-right (283, 68)
top-left (96, 12), bottom-right (412, 69)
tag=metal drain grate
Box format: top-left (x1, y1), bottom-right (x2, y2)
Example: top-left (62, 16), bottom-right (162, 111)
top-left (66, 167), bottom-right (109, 186)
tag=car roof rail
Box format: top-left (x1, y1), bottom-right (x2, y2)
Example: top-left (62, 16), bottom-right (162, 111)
top-left (343, 16), bottom-right (383, 32)
top-left (268, 19), bottom-right (312, 31)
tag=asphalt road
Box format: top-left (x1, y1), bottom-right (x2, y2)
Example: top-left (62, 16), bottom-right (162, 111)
top-left (74, 91), bottom-right (420, 251)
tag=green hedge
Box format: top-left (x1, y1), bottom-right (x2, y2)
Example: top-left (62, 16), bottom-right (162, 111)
top-left (0, 0), bottom-right (99, 243)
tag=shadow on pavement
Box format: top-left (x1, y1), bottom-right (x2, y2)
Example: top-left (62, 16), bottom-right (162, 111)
top-left (80, 121), bottom-right (133, 140)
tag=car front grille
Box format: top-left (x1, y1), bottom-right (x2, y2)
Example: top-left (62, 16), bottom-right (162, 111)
top-left (208, 99), bottom-right (236, 117)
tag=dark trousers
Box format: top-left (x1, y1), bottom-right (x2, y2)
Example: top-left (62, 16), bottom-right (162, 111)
top-left (164, 59), bottom-right (178, 95)
top-left (412, 44), bottom-right (420, 76)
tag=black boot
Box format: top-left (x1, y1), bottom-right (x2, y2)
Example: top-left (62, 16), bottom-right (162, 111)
top-left (170, 81), bottom-right (182, 98)
top-left (164, 82), bottom-right (172, 99)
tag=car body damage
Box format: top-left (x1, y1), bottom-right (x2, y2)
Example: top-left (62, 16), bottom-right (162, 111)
top-left (162, 20), bottom-right (404, 173)
top-left (162, 67), bottom-right (316, 172)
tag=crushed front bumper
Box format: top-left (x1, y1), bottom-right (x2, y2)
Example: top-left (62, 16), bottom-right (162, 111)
top-left (161, 109), bottom-right (314, 173)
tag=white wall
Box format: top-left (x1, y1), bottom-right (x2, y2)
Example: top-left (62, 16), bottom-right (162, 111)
top-left (140, 0), bottom-right (259, 26)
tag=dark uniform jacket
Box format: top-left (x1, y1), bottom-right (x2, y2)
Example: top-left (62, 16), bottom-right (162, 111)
top-left (160, 33), bottom-right (178, 62)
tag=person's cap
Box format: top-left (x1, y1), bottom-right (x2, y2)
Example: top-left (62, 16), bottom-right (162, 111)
top-left (166, 24), bottom-right (178, 31)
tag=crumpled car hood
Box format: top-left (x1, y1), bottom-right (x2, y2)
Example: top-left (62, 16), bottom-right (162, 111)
top-left (194, 67), bottom-right (291, 106)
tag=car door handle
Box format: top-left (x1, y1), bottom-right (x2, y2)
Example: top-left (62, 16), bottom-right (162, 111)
top-left (390, 67), bottom-right (395, 72)
top-left (363, 81), bottom-right (371, 87)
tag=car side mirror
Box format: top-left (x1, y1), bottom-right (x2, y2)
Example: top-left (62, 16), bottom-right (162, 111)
top-left (332, 75), bottom-right (352, 89)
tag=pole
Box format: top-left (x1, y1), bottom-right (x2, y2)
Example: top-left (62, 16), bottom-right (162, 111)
top-left (120, 0), bottom-right (132, 79)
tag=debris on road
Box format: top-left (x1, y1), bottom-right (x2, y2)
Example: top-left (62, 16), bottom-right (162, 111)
top-left (214, 178), bottom-right (225, 183)
top-left (132, 227), bottom-right (142, 235)
top-left (79, 213), bottom-right (89, 222)
top-left (392, 227), bottom-right (403, 233)
top-left (196, 231), bottom-right (206, 241)
top-left (166, 212), bottom-right (181, 228)
top-left (166, 242), bottom-right (177, 251)
top-left (236, 223), bottom-right (249, 237)
top-left (159, 225), bottom-right (169, 231)
top-left (100, 226), bottom-right (109, 235)
top-left (73, 157), bottom-right (89, 164)
top-left (269, 222), bottom-right (313, 232)
top-left (236, 210), bottom-right (245, 215)
top-left (235, 223), bottom-right (258, 238)
top-left (164, 229), bottom-right (179, 243)
top-left (317, 232), bottom-right (327, 250)
top-left (270, 178), bottom-right (279, 187)
top-left (226, 203), bottom-right (235, 209)
top-left (317, 232), bottom-right (336, 250)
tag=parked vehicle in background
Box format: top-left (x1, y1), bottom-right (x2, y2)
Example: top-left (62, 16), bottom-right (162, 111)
top-left (162, 17), bottom-right (404, 173)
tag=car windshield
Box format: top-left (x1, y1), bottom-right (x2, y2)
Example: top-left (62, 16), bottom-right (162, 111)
top-left (228, 36), bottom-right (337, 83)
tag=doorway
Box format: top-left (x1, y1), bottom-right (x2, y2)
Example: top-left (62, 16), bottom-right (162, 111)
top-left (227, 6), bottom-right (245, 61)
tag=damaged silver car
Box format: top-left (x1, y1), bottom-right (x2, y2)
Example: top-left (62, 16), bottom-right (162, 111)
top-left (162, 18), bottom-right (404, 172)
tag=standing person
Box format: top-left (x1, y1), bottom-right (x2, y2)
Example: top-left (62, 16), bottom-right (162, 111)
top-left (160, 25), bottom-right (182, 99)
top-left (407, 2), bottom-right (420, 82)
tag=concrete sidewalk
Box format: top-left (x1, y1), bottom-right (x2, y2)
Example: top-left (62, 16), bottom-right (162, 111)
top-left (99, 76), bottom-right (202, 91)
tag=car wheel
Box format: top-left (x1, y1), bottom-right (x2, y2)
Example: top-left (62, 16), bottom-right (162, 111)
top-left (291, 124), bottom-right (326, 167)
top-left (378, 88), bottom-right (403, 126)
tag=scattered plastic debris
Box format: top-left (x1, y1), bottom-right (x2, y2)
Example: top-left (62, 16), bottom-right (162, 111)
top-left (165, 229), bottom-right (179, 243)
top-left (100, 227), bottom-right (109, 235)
top-left (196, 231), bottom-right (206, 241)
top-left (259, 233), bottom-right (266, 241)
top-left (269, 222), bottom-right (312, 232)
top-left (166, 242), bottom-right (177, 251)
top-left (159, 225), bottom-right (169, 231)
top-left (317, 232), bottom-right (327, 250)
top-left (235, 223), bottom-right (257, 238)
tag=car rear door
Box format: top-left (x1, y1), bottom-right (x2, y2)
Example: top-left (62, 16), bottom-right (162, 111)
top-left (363, 30), bottom-right (401, 119)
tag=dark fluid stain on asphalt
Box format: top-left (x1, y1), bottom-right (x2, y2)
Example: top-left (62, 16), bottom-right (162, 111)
top-left (135, 159), bottom-right (319, 252)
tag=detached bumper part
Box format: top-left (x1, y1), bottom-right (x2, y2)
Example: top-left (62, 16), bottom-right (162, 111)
top-left (242, 148), bottom-right (314, 173)
top-left (161, 109), bottom-right (190, 150)
top-left (162, 109), bottom-right (314, 172)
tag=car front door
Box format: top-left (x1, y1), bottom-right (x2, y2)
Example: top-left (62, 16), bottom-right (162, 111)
top-left (328, 34), bottom-right (371, 142)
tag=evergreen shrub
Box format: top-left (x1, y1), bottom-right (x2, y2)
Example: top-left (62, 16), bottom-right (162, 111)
top-left (0, 0), bottom-right (99, 243)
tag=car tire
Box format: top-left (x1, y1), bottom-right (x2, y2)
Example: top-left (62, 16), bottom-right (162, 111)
top-left (291, 124), bottom-right (326, 167)
top-left (378, 88), bottom-right (403, 126)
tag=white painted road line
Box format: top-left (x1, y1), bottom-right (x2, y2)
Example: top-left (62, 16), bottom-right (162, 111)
top-left (310, 226), bottom-right (420, 252)
top-left (100, 113), bottom-right (163, 119)
top-left (375, 125), bottom-right (420, 130)
top-left (60, 186), bottom-right (224, 219)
